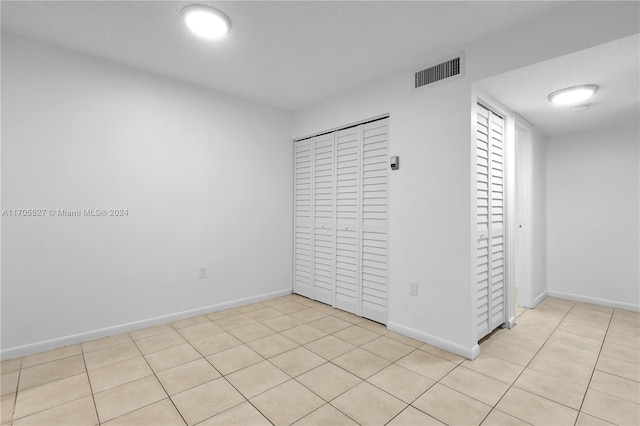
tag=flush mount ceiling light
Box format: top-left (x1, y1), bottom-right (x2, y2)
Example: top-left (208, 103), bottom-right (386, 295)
top-left (548, 84), bottom-right (599, 105)
top-left (182, 4), bottom-right (231, 39)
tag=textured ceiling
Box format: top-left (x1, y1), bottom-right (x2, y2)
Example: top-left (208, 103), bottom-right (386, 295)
top-left (1, 1), bottom-right (568, 110)
top-left (477, 34), bottom-right (640, 136)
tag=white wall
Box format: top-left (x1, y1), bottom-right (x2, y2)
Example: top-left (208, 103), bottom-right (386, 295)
top-left (547, 124), bottom-right (639, 310)
top-left (293, 2), bottom-right (639, 357)
top-left (1, 34), bottom-right (293, 358)
top-left (530, 127), bottom-right (548, 306)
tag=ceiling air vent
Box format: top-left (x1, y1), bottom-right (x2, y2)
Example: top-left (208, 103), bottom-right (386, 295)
top-left (414, 53), bottom-right (464, 90)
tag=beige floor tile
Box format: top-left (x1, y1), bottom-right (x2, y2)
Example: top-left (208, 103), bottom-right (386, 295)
top-left (22, 345), bottom-right (81, 368)
top-left (274, 301), bottom-right (308, 315)
top-left (332, 311), bottom-right (365, 324)
top-left (170, 315), bottom-right (210, 330)
top-left (190, 332), bottom-right (242, 356)
top-left (136, 330), bottom-right (187, 355)
top-left (13, 395), bottom-right (97, 426)
top-left (236, 302), bottom-right (267, 313)
top-left (228, 323), bottom-right (275, 343)
top-left (536, 301), bottom-right (573, 314)
top-left (270, 346), bottom-right (326, 377)
top-left (14, 373), bottom-right (92, 419)
top-left (1, 370), bottom-right (19, 396)
top-left (481, 409), bottom-right (530, 425)
top-left (361, 336), bottom-right (414, 362)
top-left (574, 302), bottom-right (613, 314)
top-left (548, 330), bottom-right (603, 353)
top-left (333, 325), bottom-right (379, 346)
top-left (582, 388), bottom-right (640, 426)
top-left (199, 401), bottom-right (270, 425)
top-left (81, 333), bottom-right (132, 353)
top-left (290, 308), bottom-right (328, 323)
top-left (88, 356), bottom-right (152, 393)
top-left (596, 355), bottom-right (640, 382)
top-left (177, 322), bottom-right (224, 342)
top-left (479, 338), bottom-right (537, 367)
top-left (496, 387), bottom-right (577, 426)
top-left (564, 313), bottom-right (610, 330)
top-left (569, 307), bottom-right (612, 321)
top-left (171, 378), bottom-right (245, 425)
top-left (575, 412), bottom-right (615, 426)
top-left (614, 309), bottom-right (640, 319)
top-left (244, 307), bottom-right (284, 322)
top-left (84, 341), bottom-right (141, 371)
top-left (605, 330), bottom-right (639, 350)
top-left (281, 324), bottom-right (328, 345)
top-left (508, 322), bottom-right (555, 340)
top-left (332, 381), bottom-right (406, 426)
top-left (308, 316), bottom-right (352, 334)
top-left (589, 370), bottom-right (639, 404)
top-left (419, 343), bottom-right (465, 363)
top-left (130, 324), bottom-right (174, 340)
top-left (94, 375), bottom-right (166, 422)
top-left (357, 320), bottom-right (388, 335)
top-left (294, 404), bottom-right (358, 426)
top-left (18, 355), bottom-right (86, 391)
top-left (1, 393), bottom-right (15, 424)
top-left (333, 348), bottom-right (390, 380)
top-left (262, 315), bottom-right (304, 332)
top-left (557, 321), bottom-right (607, 341)
top-left (304, 335), bottom-right (356, 360)
top-left (396, 350), bottom-right (457, 381)
top-left (601, 342), bottom-right (639, 364)
top-left (490, 329), bottom-right (547, 353)
top-left (368, 364), bottom-right (434, 403)
top-left (528, 351), bottom-right (594, 388)
top-left (536, 341), bottom-right (598, 369)
top-left (544, 296), bottom-right (575, 306)
top-left (205, 308), bottom-right (240, 321)
top-left (514, 368), bottom-right (587, 409)
top-left (462, 355), bottom-right (524, 384)
top-left (145, 343), bottom-right (202, 372)
top-left (103, 398), bottom-right (185, 425)
top-left (412, 383), bottom-right (491, 426)
top-left (156, 358), bottom-right (220, 396)
top-left (384, 331), bottom-right (424, 348)
top-left (1, 358), bottom-right (21, 374)
top-left (297, 363), bottom-right (362, 401)
top-left (251, 380), bottom-right (324, 426)
top-left (213, 314), bottom-right (257, 330)
top-left (226, 360), bottom-right (289, 399)
top-left (262, 296), bottom-right (289, 306)
top-left (441, 366), bottom-right (509, 406)
top-left (248, 333), bottom-right (299, 358)
top-left (206, 345), bottom-right (263, 375)
top-left (387, 406), bottom-right (444, 425)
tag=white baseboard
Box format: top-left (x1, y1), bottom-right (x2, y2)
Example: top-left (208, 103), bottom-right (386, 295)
top-left (387, 321), bottom-right (478, 360)
top-left (547, 290), bottom-right (639, 312)
top-left (1, 288), bottom-right (292, 361)
top-left (532, 291), bottom-right (548, 308)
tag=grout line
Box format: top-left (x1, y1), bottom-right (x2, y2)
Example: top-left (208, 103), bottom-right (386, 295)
top-left (79, 344), bottom-right (102, 425)
top-left (8, 356), bottom-right (23, 424)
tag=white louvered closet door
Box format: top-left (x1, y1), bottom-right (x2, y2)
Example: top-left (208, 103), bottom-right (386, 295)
top-left (312, 133), bottom-right (336, 305)
top-left (294, 139), bottom-right (313, 298)
top-left (360, 119), bottom-right (389, 323)
top-left (334, 126), bottom-right (361, 315)
top-left (476, 104), bottom-right (506, 340)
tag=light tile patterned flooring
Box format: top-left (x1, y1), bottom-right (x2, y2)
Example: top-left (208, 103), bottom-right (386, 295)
top-left (1, 295), bottom-right (638, 425)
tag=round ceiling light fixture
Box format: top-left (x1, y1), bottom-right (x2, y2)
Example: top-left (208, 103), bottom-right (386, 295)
top-left (548, 84), bottom-right (599, 105)
top-left (182, 4), bottom-right (231, 39)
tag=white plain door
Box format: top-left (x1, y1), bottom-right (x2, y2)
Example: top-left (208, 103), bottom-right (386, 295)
top-left (476, 104), bottom-right (506, 340)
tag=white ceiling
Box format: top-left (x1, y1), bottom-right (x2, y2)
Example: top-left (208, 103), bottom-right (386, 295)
top-left (1, 1), bottom-right (569, 110)
top-left (478, 34), bottom-right (640, 136)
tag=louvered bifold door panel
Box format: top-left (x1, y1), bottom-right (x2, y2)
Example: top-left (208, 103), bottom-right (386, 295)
top-left (335, 126), bottom-right (361, 315)
top-left (360, 118), bottom-right (389, 323)
top-left (489, 113), bottom-right (505, 330)
top-left (313, 133), bottom-right (335, 305)
top-left (476, 105), bottom-right (506, 340)
top-left (294, 139), bottom-right (313, 298)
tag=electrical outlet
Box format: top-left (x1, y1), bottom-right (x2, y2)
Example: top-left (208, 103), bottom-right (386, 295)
top-left (409, 281), bottom-right (418, 296)
top-left (199, 267), bottom-right (207, 279)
